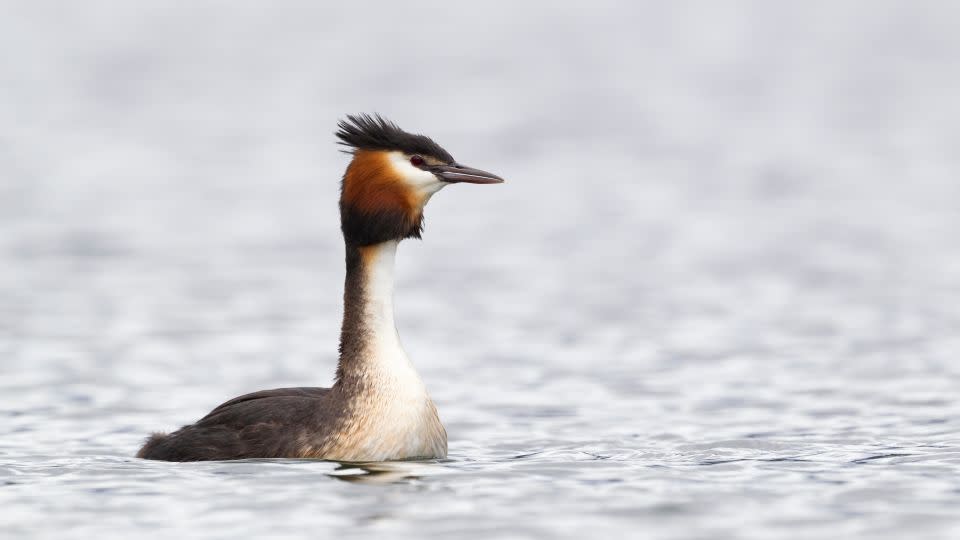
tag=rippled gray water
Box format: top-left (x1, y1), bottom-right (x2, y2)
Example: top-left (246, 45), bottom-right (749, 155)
top-left (2, 2), bottom-right (960, 539)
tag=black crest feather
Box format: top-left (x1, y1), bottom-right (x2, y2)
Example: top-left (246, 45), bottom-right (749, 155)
top-left (335, 114), bottom-right (454, 163)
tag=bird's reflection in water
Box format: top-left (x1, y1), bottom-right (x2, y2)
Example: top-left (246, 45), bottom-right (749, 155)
top-left (327, 460), bottom-right (440, 485)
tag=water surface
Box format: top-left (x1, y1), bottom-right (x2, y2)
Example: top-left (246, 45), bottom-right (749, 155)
top-left (2, 2), bottom-right (960, 539)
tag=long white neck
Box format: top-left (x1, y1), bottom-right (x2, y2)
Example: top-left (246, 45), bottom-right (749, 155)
top-left (360, 240), bottom-right (402, 359)
top-left (335, 240), bottom-right (416, 384)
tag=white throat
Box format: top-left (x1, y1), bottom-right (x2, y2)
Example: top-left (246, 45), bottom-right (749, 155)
top-left (359, 241), bottom-right (423, 385)
top-left (364, 240), bottom-right (401, 351)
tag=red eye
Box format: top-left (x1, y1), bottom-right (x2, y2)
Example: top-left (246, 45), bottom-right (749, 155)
top-left (410, 155), bottom-right (425, 167)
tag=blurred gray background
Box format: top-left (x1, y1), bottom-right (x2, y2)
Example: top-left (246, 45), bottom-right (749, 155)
top-left (2, 2), bottom-right (959, 539)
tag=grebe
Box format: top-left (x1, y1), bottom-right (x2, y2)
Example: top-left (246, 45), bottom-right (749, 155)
top-left (137, 114), bottom-right (504, 462)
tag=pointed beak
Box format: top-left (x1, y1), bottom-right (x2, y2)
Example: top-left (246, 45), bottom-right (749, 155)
top-left (433, 163), bottom-right (505, 184)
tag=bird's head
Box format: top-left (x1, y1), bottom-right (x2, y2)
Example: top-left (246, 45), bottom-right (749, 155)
top-left (336, 114), bottom-right (504, 246)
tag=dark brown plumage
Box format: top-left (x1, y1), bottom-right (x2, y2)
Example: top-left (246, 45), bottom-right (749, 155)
top-left (136, 388), bottom-right (334, 461)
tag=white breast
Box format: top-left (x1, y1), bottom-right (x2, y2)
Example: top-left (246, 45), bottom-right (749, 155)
top-left (351, 351), bottom-right (447, 460)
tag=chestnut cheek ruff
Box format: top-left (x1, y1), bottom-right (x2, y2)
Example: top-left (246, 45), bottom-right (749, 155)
top-left (340, 151), bottom-right (424, 246)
